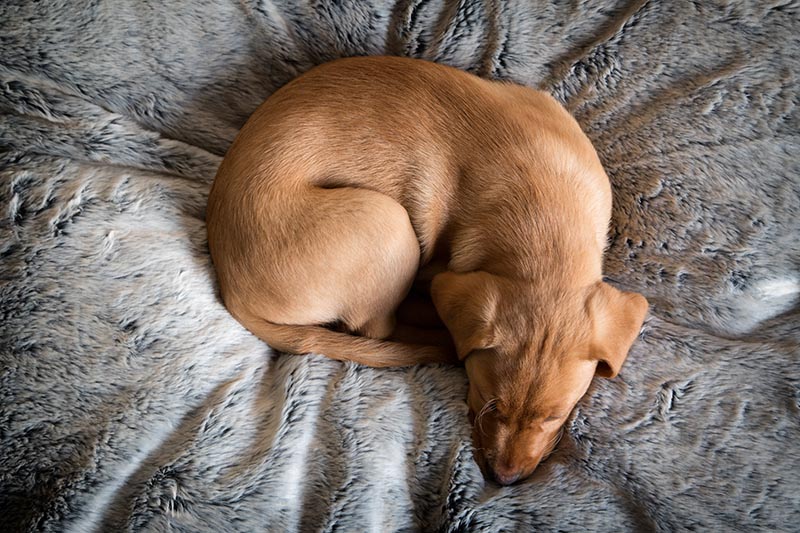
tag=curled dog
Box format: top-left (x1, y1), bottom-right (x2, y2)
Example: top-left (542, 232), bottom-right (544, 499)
top-left (206, 56), bottom-right (648, 485)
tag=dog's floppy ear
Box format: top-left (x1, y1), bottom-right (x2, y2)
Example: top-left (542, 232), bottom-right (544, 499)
top-left (431, 271), bottom-right (499, 360)
top-left (587, 282), bottom-right (649, 378)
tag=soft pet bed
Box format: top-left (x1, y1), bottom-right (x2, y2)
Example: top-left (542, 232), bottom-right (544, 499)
top-left (1, 1), bottom-right (798, 531)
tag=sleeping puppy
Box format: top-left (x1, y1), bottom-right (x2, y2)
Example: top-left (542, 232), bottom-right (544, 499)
top-left (206, 56), bottom-right (648, 485)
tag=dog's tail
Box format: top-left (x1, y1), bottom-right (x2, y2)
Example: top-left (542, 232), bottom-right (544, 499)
top-left (234, 312), bottom-right (457, 368)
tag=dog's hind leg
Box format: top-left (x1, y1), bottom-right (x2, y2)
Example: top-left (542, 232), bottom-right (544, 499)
top-left (357, 312), bottom-right (397, 339)
top-left (237, 184), bottom-right (421, 344)
top-left (322, 186), bottom-right (421, 338)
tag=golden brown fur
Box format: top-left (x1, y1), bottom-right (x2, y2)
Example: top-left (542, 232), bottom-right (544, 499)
top-left (206, 56), bottom-right (648, 484)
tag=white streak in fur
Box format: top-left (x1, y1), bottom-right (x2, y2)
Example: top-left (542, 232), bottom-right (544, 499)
top-left (367, 439), bottom-right (407, 531)
top-left (66, 420), bottom-right (177, 533)
top-left (752, 277), bottom-right (800, 301)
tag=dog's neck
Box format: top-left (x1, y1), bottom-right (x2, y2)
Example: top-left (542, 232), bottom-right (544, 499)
top-left (445, 169), bottom-right (606, 289)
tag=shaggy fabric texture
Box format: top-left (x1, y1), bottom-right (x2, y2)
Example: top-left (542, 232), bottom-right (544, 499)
top-left (1, 1), bottom-right (798, 531)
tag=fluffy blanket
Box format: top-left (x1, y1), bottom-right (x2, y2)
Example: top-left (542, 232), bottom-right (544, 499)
top-left (1, 1), bottom-right (798, 531)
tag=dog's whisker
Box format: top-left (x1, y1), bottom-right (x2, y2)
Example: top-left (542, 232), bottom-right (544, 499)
top-left (540, 426), bottom-right (566, 462)
top-left (475, 398), bottom-right (498, 437)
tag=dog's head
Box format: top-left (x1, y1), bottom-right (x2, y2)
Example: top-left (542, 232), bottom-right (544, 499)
top-left (431, 271), bottom-right (648, 485)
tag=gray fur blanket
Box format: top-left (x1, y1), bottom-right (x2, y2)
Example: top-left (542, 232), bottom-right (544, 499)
top-left (1, 1), bottom-right (798, 531)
